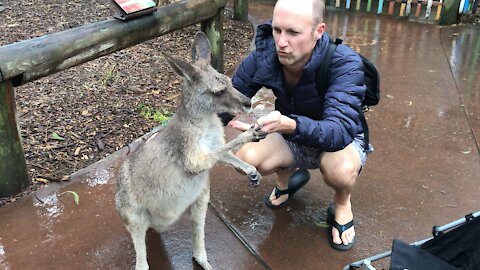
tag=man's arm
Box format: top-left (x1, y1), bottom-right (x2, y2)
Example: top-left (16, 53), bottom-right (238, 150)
top-left (232, 51), bottom-right (262, 98)
top-left (289, 49), bottom-right (367, 151)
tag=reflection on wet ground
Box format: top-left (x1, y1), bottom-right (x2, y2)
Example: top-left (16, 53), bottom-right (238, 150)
top-left (1, 2), bottom-right (480, 270)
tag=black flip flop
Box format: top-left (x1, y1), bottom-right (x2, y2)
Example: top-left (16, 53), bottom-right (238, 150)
top-left (326, 203), bottom-right (355, 251)
top-left (264, 169), bottom-right (310, 209)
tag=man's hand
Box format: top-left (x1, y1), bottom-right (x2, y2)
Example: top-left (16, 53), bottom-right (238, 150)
top-left (228, 120), bottom-right (252, 131)
top-left (257, 111), bottom-right (296, 134)
top-left (228, 111), bottom-right (296, 134)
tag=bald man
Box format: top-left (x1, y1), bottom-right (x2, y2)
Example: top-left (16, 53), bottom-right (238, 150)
top-left (228, 0), bottom-right (373, 250)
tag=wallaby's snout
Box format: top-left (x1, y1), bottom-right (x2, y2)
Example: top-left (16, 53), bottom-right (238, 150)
top-left (239, 90), bottom-right (252, 110)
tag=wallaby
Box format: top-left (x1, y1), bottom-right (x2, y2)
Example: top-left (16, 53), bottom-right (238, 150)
top-left (115, 32), bottom-right (266, 270)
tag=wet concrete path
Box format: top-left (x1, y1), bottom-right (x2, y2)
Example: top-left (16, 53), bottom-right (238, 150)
top-left (1, 2), bottom-right (480, 270)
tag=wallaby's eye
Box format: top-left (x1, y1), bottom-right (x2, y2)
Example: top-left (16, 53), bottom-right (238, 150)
top-left (213, 88), bottom-right (227, 96)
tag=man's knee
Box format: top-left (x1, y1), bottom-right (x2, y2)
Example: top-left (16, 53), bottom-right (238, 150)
top-left (321, 152), bottom-right (360, 188)
top-left (323, 160), bottom-right (358, 182)
top-left (235, 144), bottom-right (259, 166)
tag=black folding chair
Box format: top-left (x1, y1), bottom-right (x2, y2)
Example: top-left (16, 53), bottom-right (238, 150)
top-left (344, 211), bottom-right (480, 270)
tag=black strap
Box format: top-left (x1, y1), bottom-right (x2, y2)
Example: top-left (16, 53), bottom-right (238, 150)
top-left (315, 38), bottom-right (370, 151)
top-left (315, 43), bottom-right (337, 100)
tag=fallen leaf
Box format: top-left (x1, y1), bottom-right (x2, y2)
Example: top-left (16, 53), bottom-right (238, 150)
top-left (35, 178), bottom-right (50, 184)
top-left (51, 132), bottom-right (65, 141)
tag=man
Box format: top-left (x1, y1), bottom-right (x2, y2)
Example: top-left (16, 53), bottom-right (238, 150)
top-left (226, 0), bottom-right (373, 250)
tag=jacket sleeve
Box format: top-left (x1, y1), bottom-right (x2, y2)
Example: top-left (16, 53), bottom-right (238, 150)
top-left (232, 51), bottom-right (263, 98)
top-left (288, 48), bottom-right (366, 151)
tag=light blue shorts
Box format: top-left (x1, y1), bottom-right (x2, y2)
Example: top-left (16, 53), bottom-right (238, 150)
top-left (285, 133), bottom-right (374, 173)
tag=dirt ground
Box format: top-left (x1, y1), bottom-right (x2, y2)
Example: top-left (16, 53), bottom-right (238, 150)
top-left (0, 0), bottom-right (253, 206)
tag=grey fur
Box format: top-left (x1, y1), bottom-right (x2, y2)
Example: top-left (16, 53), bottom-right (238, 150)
top-left (115, 32), bottom-right (265, 270)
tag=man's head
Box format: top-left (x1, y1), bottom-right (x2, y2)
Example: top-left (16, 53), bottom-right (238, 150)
top-left (272, 0), bottom-right (326, 70)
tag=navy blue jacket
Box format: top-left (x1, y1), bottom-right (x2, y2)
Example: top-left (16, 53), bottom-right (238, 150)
top-left (232, 23), bottom-right (366, 152)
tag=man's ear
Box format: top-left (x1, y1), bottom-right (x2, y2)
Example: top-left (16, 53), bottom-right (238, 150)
top-left (315, 22), bottom-right (326, 40)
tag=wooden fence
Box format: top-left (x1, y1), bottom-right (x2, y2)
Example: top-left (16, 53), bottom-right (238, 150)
top-left (327, 0), bottom-right (477, 24)
top-left (0, 0), bottom-right (248, 197)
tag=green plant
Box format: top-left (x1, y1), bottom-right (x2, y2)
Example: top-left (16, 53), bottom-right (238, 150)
top-left (60, 191), bottom-right (79, 205)
top-left (137, 104), bottom-right (173, 126)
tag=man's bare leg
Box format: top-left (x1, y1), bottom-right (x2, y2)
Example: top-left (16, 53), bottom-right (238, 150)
top-left (320, 143), bottom-right (361, 247)
top-left (235, 132), bottom-right (295, 206)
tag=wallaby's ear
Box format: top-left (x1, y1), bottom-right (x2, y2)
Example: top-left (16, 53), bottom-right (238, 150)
top-left (162, 52), bottom-right (199, 82)
top-left (191, 31), bottom-right (211, 65)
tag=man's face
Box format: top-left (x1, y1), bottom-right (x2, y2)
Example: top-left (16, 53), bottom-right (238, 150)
top-left (272, 1), bottom-right (323, 69)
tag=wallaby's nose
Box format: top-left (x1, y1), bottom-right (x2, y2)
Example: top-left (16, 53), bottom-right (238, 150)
top-left (243, 99), bottom-right (251, 109)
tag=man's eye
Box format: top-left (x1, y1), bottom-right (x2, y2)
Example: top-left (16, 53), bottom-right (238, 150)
top-left (273, 28), bottom-right (281, 33)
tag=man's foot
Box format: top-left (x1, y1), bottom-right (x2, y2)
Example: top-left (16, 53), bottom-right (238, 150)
top-left (327, 203), bottom-right (355, 250)
top-left (264, 169), bottom-right (310, 209)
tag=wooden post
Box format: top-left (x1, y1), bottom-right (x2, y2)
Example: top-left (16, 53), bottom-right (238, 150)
top-left (0, 80), bottom-right (30, 198)
top-left (439, 0), bottom-right (461, 25)
top-left (201, 7), bottom-right (225, 73)
top-left (233, 0), bottom-right (248, 22)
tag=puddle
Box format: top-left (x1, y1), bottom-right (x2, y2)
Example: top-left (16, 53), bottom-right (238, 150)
top-left (86, 169), bottom-right (112, 187)
top-left (34, 193), bottom-right (63, 218)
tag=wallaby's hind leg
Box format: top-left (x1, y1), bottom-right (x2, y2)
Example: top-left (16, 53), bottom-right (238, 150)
top-left (189, 186), bottom-right (212, 270)
top-left (125, 214), bottom-right (149, 270)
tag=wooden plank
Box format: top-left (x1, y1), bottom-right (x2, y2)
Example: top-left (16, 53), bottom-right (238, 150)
top-left (436, 0), bottom-right (443, 20)
top-left (415, 0), bottom-right (422, 17)
top-left (406, 0), bottom-right (412, 15)
top-left (462, 0), bottom-right (470, 13)
top-left (400, 0), bottom-right (407, 16)
top-left (378, 0), bottom-right (385, 14)
top-left (459, 0), bottom-right (466, 13)
top-left (426, 0), bottom-right (433, 17)
top-left (389, 0), bottom-right (395, 14)
top-left (367, 0), bottom-right (373, 12)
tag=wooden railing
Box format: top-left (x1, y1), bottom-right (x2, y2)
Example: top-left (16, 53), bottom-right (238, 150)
top-left (0, 0), bottom-right (248, 197)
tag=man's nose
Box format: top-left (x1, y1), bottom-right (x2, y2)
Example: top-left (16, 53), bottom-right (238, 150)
top-left (277, 33), bottom-right (288, 48)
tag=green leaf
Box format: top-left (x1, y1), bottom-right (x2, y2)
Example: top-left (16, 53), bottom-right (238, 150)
top-left (313, 221), bottom-right (329, 228)
top-left (62, 191), bottom-right (79, 205)
top-left (51, 132), bottom-right (65, 141)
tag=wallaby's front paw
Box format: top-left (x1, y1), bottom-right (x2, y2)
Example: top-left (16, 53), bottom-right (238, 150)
top-left (248, 126), bottom-right (267, 142)
top-left (248, 170), bottom-right (262, 187)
